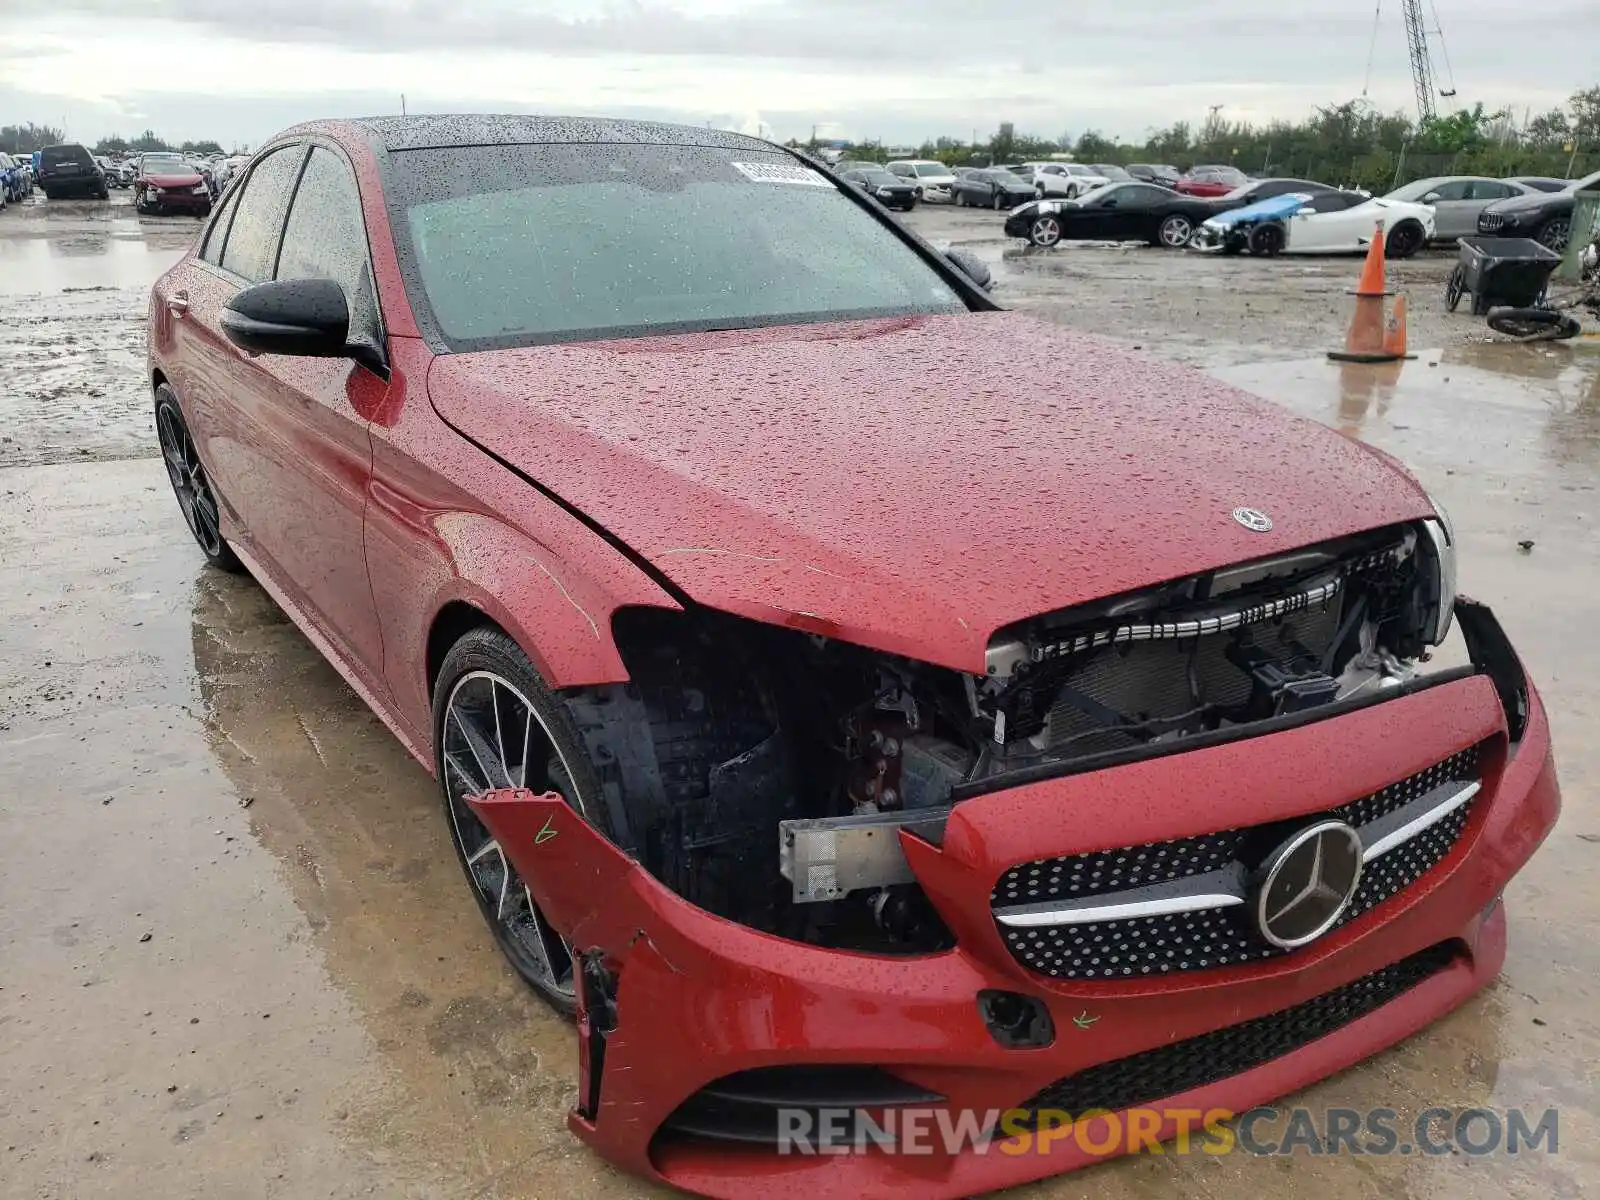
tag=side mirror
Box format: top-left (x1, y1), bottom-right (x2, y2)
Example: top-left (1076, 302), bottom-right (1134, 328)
top-left (944, 247), bottom-right (993, 291)
top-left (1421, 191), bottom-right (1442, 204)
top-left (222, 278), bottom-right (351, 358)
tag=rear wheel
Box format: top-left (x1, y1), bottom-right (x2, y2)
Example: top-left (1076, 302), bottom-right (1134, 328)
top-left (1156, 214), bottom-right (1194, 248)
top-left (155, 386), bottom-right (242, 572)
top-left (433, 628), bottom-right (608, 1015)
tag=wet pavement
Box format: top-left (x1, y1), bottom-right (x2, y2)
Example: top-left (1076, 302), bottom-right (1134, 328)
top-left (1, 193), bottom-right (1597, 1200)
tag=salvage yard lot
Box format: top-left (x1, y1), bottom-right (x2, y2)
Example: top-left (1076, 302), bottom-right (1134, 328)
top-left (1, 192), bottom-right (1597, 1200)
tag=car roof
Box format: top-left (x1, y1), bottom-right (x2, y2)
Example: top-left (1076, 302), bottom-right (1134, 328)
top-left (290, 114), bottom-right (776, 153)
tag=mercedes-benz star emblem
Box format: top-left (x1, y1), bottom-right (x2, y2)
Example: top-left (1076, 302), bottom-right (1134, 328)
top-left (1232, 507), bottom-right (1274, 533)
top-left (1255, 820), bottom-right (1364, 949)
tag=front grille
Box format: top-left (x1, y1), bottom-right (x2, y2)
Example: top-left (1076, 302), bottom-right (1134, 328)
top-left (1479, 212), bottom-right (1505, 232)
top-left (1019, 942), bottom-right (1458, 1120)
top-left (995, 745), bottom-right (1482, 979)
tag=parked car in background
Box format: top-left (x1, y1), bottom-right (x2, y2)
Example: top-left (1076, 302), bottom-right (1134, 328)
top-left (1175, 164), bottom-right (1250, 197)
top-left (37, 143), bottom-right (109, 200)
top-left (1088, 164), bottom-right (1134, 183)
top-left (145, 112), bottom-right (1558, 1200)
top-left (1194, 190), bottom-right (1433, 257)
top-left (1477, 169), bottom-right (1600, 252)
top-left (840, 166), bottom-right (918, 211)
top-left (1207, 177), bottom-right (1339, 210)
top-left (1505, 176), bottom-right (1570, 194)
top-left (1127, 163), bottom-right (1181, 187)
top-left (1026, 162), bottom-right (1111, 199)
top-left (885, 159), bottom-right (958, 203)
top-left (0, 153), bottom-right (33, 204)
top-left (952, 167), bottom-right (1035, 209)
top-left (1005, 182), bottom-right (1219, 247)
top-left (1383, 177), bottom-right (1533, 241)
top-left (833, 159), bottom-right (881, 176)
top-left (134, 152), bottom-right (212, 216)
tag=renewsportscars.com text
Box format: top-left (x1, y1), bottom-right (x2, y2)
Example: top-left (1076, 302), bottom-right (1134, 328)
top-left (776, 1105), bottom-right (1559, 1158)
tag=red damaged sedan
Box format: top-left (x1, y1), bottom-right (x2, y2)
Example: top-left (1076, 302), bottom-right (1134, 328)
top-left (134, 151), bottom-right (212, 216)
top-left (147, 116), bottom-right (1558, 1198)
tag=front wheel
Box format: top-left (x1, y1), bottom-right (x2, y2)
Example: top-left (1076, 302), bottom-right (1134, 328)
top-left (1385, 221), bottom-right (1424, 260)
top-left (155, 386), bottom-right (242, 572)
top-left (433, 628), bottom-right (608, 1015)
top-left (1487, 306), bottom-right (1581, 341)
top-left (1536, 217), bottom-right (1571, 255)
top-left (1029, 214), bottom-right (1063, 247)
top-left (1249, 222), bottom-right (1286, 257)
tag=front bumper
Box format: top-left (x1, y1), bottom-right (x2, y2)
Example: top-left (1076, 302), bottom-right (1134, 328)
top-left (143, 190), bottom-right (212, 213)
top-left (471, 601), bottom-right (1558, 1199)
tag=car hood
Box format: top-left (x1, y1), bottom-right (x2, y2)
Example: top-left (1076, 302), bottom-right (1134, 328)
top-left (1203, 193), bottom-right (1313, 228)
top-left (143, 172), bottom-right (203, 186)
top-left (429, 313), bottom-right (1432, 673)
top-left (1484, 189), bottom-right (1570, 215)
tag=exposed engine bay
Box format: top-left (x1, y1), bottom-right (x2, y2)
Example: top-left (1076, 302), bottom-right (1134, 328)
top-left (557, 520), bottom-right (1456, 954)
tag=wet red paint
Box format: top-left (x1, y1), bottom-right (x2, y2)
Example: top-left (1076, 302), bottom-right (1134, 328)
top-left (469, 676), bottom-right (1558, 1199)
top-left (147, 116), bottom-right (1561, 1198)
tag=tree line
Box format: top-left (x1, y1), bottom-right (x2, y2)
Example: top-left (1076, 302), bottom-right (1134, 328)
top-left (817, 85), bottom-right (1600, 192)
top-left (0, 123), bottom-right (236, 156)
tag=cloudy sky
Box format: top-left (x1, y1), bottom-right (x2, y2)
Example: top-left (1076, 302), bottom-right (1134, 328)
top-left (2, 0), bottom-right (1596, 149)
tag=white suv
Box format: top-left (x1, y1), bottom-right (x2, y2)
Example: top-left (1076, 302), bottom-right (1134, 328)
top-left (885, 159), bottom-right (959, 204)
top-left (1024, 162), bottom-right (1112, 199)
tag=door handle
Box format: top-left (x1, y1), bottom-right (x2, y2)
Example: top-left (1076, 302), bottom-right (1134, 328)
top-left (166, 293), bottom-right (189, 316)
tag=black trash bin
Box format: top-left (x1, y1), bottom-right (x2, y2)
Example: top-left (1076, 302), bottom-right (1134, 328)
top-left (1446, 237), bottom-right (1563, 317)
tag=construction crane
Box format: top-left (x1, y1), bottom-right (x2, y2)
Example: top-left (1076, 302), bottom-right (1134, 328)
top-left (1364, 1), bottom-right (1459, 124)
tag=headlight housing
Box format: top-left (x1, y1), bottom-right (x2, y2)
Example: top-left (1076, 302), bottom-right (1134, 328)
top-left (1419, 493), bottom-right (1457, 645)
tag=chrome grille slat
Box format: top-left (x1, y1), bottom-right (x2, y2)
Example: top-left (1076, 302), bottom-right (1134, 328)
top-left (993, 745), bottom-right (1484, 979)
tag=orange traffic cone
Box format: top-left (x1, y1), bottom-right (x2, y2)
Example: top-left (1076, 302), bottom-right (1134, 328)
top-left (1329, 220), bottom-right (1402, 363)
top-left (1381, 294), bottom-right (1410, 359)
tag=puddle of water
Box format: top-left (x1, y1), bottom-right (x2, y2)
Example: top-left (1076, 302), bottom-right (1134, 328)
top-left (1214, 345), bottom-right (1600, 480)
top-left (0, 235), bottom-right (186, 295)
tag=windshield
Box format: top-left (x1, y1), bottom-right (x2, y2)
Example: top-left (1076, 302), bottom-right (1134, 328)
top-left (989, 170), bottom-right (1028, 185)
top-left (859, 170), bottom-right (900, 186)
top-left (389, 143), bottom-right (965, 349)
top-left (142, 155), bottom-right (188, 172)
top-left (913, 163), bottom-right (949, 176)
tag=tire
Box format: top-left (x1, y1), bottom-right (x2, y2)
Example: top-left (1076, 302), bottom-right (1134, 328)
top-left (1385, 221), bottom-right (1424, 260)
top-left (1249, 223), bottom-right (1286, 257)
top-left (1155, 214), bottom-right (1193, 248)
top-left (154, 385), bottom-right (243, 572)
top-left (1445, 264), bottom-right (1466, 313)
top-left (1535, 217), bottom-right (1571, 255)
top-left (1029, 214), bottom-right (1063, 248)
top-left (433, 627), bottom-right (609, 1016)
top-left (1487, 306), bottom-right (1581, 341)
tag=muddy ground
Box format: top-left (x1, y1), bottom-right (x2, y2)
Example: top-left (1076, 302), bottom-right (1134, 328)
top-left (1, 192), bottom-right (1597, 1200)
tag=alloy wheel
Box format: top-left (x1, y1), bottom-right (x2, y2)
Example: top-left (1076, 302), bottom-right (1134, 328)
top-left (1160, 216), bottom-right (1193, 247)
top-left (1031, 216), bottom-right (1063, 247)
top-left (1538, 218), bottom-right (1571, 254)
top-left (441, 670), bottom-right (577, 1000)
top-left (156, 399), bottom-right (224, 558)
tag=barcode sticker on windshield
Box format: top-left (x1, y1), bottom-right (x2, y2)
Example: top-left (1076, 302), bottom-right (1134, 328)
top-left (731, 161), bottom-right (833, 187)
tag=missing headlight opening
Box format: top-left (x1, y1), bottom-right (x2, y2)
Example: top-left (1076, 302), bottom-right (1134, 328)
top-left (555, 522), bottom-right (1455, 954)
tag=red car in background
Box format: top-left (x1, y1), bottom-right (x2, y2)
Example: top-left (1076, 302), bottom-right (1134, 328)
top-left (1174, 164), bottom-right (1252, 197)
top-left (146, 115), bottom-right (1558, 1199)
top-left (134, 151), bottom-right (212, 216)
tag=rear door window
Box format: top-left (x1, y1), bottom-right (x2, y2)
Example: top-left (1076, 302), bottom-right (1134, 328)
top-left (219, 145), bottom-right (307, 283)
